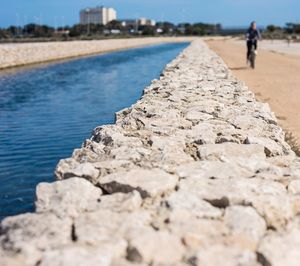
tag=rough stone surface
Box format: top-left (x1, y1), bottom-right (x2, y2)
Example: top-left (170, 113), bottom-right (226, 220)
top-left (36, 177), bottom-right (103, 218)
top-left (1, 39), bottom-right (300, 265)
top-left (0, 37), bottom-right (195, 69)
top-left (99, 168), bottom-right (178, 198)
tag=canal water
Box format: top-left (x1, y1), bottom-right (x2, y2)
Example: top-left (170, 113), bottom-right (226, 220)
top-left (0, 42), bottom-right (189, 219)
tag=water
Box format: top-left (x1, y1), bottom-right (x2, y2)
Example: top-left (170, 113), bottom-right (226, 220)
top-left (0, 42), bottom-right (189, 219)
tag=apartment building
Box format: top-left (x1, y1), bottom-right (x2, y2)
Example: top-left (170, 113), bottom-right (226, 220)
top-left (80, 7), bottom-right (117, 25)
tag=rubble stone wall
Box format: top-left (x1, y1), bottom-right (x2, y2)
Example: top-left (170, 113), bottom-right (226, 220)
top-left (1, 39), bottom-right (300, 266)
top-left (0, 37), bottom-right (194, 69)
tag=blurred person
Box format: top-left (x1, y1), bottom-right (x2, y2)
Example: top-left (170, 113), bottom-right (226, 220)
top-left (246, 21), bottom-right (261, 65)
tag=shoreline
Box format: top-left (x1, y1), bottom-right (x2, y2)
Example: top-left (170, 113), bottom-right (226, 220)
top-left (0, 37), bottom-right (196, 71)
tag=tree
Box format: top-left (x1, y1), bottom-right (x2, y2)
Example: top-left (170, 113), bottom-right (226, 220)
top-left (139, 25), bottom-right (156, 36)
top-left (106, 20), bottom-right (122, 30)
top-left (156, 22), bottom-right (175, 34)
top-left (7, 26), bottom-right (21, 36)
top-left (267, 25), bottom-right (276, 33)
top-left (0, 29), bottom-right (8, 39)
top-left (22, 24), bottom-right (55, 37)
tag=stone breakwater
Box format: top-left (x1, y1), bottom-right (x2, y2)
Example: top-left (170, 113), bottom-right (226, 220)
top-left (1, 39), bottom-right (300, 266)
top-left (0, 37), bottom-right (195, 69)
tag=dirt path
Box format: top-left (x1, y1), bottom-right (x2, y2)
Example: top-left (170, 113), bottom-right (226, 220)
top-left (206, 39), bottom-right (300, 145)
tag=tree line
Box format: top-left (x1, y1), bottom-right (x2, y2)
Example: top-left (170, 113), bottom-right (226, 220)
top-left (1, 21), bottom-right (299, 40)
top-left (263, 23), bottom-right (300, 39)
top-left (0, 21), bottom-right (222, 39)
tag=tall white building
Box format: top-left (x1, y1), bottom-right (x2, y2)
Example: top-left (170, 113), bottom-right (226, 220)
top-left (80, 7), bottom-right (117, 25)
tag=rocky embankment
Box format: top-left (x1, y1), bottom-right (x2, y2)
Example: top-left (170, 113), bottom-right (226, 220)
top-left (0, 37), bottom-right (194, 69)
top-left (1, 40), bottom-right (300, 266)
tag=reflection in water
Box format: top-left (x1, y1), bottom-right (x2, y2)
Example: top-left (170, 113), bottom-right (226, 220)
top-left (0, 42), bottom-right (189, 219)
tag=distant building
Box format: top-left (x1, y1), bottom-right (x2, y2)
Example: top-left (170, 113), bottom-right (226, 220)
top-left (120, 19), bottom-right (138, 27)
top-left (80, 6), bottom-right (117, 25)
top-left (120, 18), bottom-right (156, 28)
top-left (138, 18), bottom-right (156, 26)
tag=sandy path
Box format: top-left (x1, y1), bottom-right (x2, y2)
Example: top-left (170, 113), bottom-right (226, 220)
top-left (0, 37), bottom-right (196, 70)
top-left (206, 39), bottom-right (300, 143)
top-left (233, 39), bottom-right (300, 56)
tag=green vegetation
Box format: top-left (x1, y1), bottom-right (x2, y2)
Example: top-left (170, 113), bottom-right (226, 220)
top-left (0, 21), bottom-right (222, 42)
top-left (263, 23), bottom-right (300, 40)
top-left (1, 21), bottom-right (300, 42)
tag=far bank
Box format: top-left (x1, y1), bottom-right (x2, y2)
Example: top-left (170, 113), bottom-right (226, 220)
top-left (0, 37), bottom-right (196, 70)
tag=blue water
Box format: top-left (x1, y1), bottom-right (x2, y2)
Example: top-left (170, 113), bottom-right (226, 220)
top-left (0, 42), bottom-right (189, 219)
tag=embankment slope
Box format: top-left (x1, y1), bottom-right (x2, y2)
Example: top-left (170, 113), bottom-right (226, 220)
top-left (0, 37), bottom-right (195, 69)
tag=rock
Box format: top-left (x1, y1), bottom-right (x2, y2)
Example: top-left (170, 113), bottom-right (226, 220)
top-left (187, 122), bottom-right (217, 144)
top-left (175, 161), bottom-right (252, 180)
top-left (0, 213), bottom-right (72, 265)
top-left (99, 168), bottom-right (178, 198)
top-left (244, 136), bottom-right (285, 156)
top-left (178, 176), bottom-right (291, 229)
top-left (224, 206), bottom-right (267, 249)
top-left (190, 245), bottom-right (258, 266)
top-left (74, 209), bottom-right (151, 247)
top-left (55, 160), bottom-right (100, 184)
top-left (258, 218), bottom-right (300, 266)
top-left (197, 143), bottom-right (266, 161)
top-left (97, 191), bottom-right (142, 212)
top-left (127, 229), bottom-right (185, 265)
top-left (169, 217), bottom-right (228, 249)
top-left (55, 158), bottom-right (79, 179)
top-left (185, 109), bottom-right (213, 122)
top-left (38, 246), bottom-right (116, 266)
top-left (288, 180), bottom-right (300, 195)
top-left (35, 177), bottom-right (103, 218)
top-left (166, 190), bottom-right (223, 220)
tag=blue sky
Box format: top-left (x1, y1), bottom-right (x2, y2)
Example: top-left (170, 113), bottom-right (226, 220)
top-left (0, 0), bottom-right (299, 28)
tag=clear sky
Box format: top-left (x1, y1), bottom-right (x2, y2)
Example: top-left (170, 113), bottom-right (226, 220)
top-left (0, 0), bottom-right (299, 28)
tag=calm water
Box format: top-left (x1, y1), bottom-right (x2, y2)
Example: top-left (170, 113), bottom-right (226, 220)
top-left (0, 42), bottom-right (189, 219)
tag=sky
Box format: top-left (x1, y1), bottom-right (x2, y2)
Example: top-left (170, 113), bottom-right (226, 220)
top-left (0, 0), bottom-right (299, 28)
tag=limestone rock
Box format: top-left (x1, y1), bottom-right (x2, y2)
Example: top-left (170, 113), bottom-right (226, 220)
top-left (35, 177), bottom-right (102, 218)
top-left (288, 180), bottom-right (300, 195)
top-left (166, 190), bottom-right (223, 220)
top-left (191, 245), bottom-right (258, 266)
top-left (244, 136), bottom-right (285, 156)
top-left (224, 206), bottom-right (267, 249)
top-left (0, 213), bottom-right (72, 265)
top-left (99, 168), bottom-right (178, 198)
top-left (258, 219), bottom-right (300, 266)
top-left (127, 229), bottom-right (185, 265)
top-left (197, 143), bottom-right (266, 161)
top-left (55, 160), bottom-right (99, 184)
top-left (97, 191), bottom-right (142, 212)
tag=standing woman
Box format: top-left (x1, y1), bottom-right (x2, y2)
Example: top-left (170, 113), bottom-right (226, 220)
top-left (246, 21), bottom-right (261, 65)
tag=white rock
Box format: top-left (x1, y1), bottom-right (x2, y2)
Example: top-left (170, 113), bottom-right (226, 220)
top-left (97, 191), bottom-right (142, 212)
top-left (288, 180), bottom-right (300, 195)
top-left (192, 245), bottom-right (258, 266)
top-left (99, 168), bottom-right (178, 198)
top-left (0, 213), bottom-right (72, 265)
top-left (258, 220), bottom-right (300, 266)
top-left (224, 206), bottom-right (267, 248)
top-left (198, 143), bottom-right (266, 161)
top-left (127, 229), bottom-right (185, 264)
top-left (36, 177), bottom-right (102, 218)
